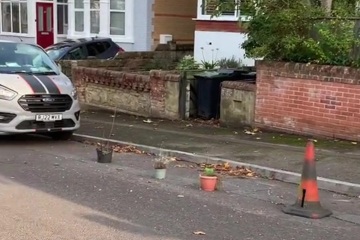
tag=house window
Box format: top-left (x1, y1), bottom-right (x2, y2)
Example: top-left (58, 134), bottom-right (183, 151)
top-left (90, 0), bottom-right (100, 34)
top-left (74, 0), bottom-right (84, 32)
top-left (202, 0), bottom-right (239, 16)
top-left (110, 0), bottom-right (125, 35)
top-left (1, 0), bottom-right (28, 34)
top-left (57, 0), bottom-right (68, 35)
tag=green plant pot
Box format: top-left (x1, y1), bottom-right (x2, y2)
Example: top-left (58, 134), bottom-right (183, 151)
top-left (154, 168), bottom-right (166, 179)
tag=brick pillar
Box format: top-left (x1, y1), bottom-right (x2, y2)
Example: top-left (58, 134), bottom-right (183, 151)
top-left (71, 67), bottom-right (86, 102)
top-left (149, 70), bottom-right (166, 118)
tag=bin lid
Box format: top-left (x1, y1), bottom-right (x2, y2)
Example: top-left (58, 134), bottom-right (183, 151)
top-left (193, 71), bottom-right (220, 78)
top-left (193, 69), bottom-right (257, 79)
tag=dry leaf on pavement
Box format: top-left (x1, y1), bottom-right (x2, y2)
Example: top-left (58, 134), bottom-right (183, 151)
top-left (193, 231), bottom-right (206, 235)
top-left (200, 162), bottom-right (257, 178)
top-left (244, 127), bottom-right (261, 135)
top-left (143, 119), bottom-right (153, 123)
top-left (112, 145), bottom-right (146, 154)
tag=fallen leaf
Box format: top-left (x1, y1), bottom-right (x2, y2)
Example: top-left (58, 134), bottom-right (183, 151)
top-left (186, 124), bottom-right (193, 127)
top-left (256, 137), bottom-right (261, 140)
top-left (244, 130), bottom-right (256, 135)
top-left (143, 119), bottom-right (153, 123)
top-left (174, 164), bottom-right (187, 168)
top-left (113, 145), bottom-right (145, 154)
top-left (177, 195), bottom-right (184, 198)
top-left (351, 142), bottom-right (357, 145)
top-left (193, 231), bottom-right (206, 235)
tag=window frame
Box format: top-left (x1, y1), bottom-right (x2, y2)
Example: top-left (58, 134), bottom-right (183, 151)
top-left (57, 0), bottom-right (68, 36)
top-left (197, 0), bottom-right (251, 21)
top-left (109, 0), bottom-right (126, 36)
top-left (74, 0), bottom-right (84, 33)
top-left (90, 0), bottom-right (100, 34)
top-left (0, 0), bottom-right (28, 35)
top-left (70, 0), bottom-right (134, 43)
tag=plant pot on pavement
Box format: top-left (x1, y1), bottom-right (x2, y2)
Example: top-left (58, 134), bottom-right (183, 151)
top-left (154, 168), bottom-right (167, 179)
top-left (200, 174), bottom-right (218, 192)
top-left (96, 147), bottom-right (113, 163)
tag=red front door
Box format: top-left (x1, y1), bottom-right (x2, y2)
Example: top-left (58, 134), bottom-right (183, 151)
top-left (36, 2), bottom-right (54, 49)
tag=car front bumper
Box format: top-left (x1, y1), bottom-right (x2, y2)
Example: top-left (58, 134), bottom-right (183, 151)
top-left (0, 100), bottom-right (81, 135)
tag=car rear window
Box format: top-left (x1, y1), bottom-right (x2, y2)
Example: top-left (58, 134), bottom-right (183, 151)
top-left (46, 47), bottom-right (70, 61)
top-left (86, 41), bottom-right (111, 57)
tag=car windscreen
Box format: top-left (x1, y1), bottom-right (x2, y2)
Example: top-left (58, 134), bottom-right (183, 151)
top-left (0, 42), bottom-right (60, 75)
top-left (46, 46), bottom-right (70, 61)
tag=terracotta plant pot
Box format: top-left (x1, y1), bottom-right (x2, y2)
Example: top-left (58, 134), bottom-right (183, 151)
top-left (200, 174), bottom-right (218, 192)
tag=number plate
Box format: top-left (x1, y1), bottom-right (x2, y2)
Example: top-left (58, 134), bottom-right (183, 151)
top-left (35, 114), bottom-right (62, 122)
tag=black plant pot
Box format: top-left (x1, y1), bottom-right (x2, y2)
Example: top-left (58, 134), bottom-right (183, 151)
top-left (96, 148), bottom-right (113, 163)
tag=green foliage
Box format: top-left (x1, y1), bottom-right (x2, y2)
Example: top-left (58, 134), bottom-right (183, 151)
top-left (204, 167), bottom-right (216, 176)
top-left (176, 55), bottom-right (201, 70)
top-left (217, 56), bottom-right (243, 68)
top-left (177, 54), bottom-right (245, 70)
top-left (200, 59), bottom-right (219, 69)
top-left (208, 0), bottom-right (360, 67)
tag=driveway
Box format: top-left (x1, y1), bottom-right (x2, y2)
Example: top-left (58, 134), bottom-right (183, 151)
top-left (0, 135), bottom-right (359, 240)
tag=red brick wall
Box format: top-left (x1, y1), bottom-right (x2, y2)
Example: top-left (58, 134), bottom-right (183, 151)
top-left (72, 67), bottom-right (181, 119)
top-left (195, 20), bottom-right (245, 33)
top-left (255, 61), bottom-right (360, 141)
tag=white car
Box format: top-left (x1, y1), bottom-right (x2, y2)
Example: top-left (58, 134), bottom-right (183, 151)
top-left (0, 40), bottom-right (80, 140)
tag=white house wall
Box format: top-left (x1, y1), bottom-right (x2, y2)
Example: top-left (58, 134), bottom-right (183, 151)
top-left (0, 0), bottom-right (36, 44)
top-left (67, 0), bottom-right (153, 51)
top-left (128, 0), bottom-right (153, 51)
top-left (0, 0), bottom-right (154, 51)
top-left (194, 30), bottom-right (254, 67)
top-left (194, 0), bottom-right (255, 67)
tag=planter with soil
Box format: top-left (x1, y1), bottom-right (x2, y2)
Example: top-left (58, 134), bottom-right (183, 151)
top-left (154, 160), bottom-right (167, 179)
top-left (199, 167), bottom-right (218, 192)
top-left (96, 145), bottom-right (113, 163)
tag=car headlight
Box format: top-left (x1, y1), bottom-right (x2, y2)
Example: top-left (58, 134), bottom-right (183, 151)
top-left (71, 88), bottom-right (78, 100)
top-left (0, 85), bottom-right (17, 100)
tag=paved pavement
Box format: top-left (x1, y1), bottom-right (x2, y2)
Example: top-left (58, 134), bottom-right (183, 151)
top-left (77, 107), bottom-right (360, 185)
top-left (0, 135), bottom-right (359, 239)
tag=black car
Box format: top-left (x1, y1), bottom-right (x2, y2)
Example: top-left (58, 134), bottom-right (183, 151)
top-left (45, 37), bottom-right (124, 61)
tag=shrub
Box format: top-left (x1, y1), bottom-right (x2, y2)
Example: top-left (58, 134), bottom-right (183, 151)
top-left (217, 56), bottom-right (243, 68)
top-left (209, 0), bottom-right (360, 67)
top-left (176, 55), bottom-right (200, 70)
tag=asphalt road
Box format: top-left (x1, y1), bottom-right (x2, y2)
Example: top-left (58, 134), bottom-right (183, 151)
top-left (0, 135), bottom-right (359, 240)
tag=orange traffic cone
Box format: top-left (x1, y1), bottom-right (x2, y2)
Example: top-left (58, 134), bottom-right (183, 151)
top-left (282, 140), bottom-right (332, 219)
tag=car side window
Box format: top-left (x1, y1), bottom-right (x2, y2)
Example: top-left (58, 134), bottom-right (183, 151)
top-left (85, 42), bottom-right (110, 57)
top-left (64, 46), bottom-right (86, 60)
top-left (102, 41), bottom-right (111, 51)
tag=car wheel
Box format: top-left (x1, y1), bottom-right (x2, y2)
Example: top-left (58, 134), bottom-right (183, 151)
top-left (49, 131), bottom-right (74, 141)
